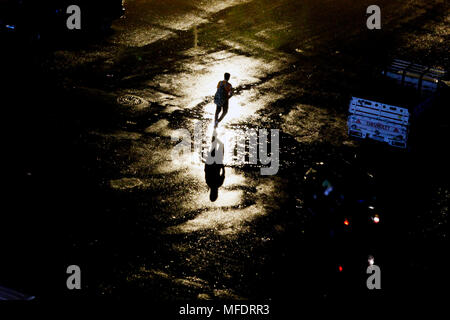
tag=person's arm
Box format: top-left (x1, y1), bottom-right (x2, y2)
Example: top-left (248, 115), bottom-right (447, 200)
top-left (219, 165), bottom-right (225, 180)
top-left (228, 85), bottom-right (233, 98)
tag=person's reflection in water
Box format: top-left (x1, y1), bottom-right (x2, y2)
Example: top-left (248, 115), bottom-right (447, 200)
top-left (204, 130), bottom-right (225, 202)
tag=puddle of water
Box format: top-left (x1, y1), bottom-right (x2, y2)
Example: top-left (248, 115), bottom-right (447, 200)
top-left (113, 0), bottom-right (253, 46)
top-left (145, 51), bottom-right (284, 116)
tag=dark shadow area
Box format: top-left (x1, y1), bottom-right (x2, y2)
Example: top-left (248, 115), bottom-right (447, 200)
top-left (204, 130), bottom-right (225, 202)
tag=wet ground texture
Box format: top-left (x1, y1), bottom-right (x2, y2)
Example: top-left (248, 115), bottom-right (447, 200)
top-left (1, 0), bottom-right (449, 305)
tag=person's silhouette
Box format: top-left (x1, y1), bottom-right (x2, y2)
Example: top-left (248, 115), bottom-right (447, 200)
top-left (204, 131), bottom-right (225, 202)
top-left (214, 72), bottom-right (233, 127)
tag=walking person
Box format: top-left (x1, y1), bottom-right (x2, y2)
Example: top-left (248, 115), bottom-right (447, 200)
top-left (213, 72), bottom-right (233, 127)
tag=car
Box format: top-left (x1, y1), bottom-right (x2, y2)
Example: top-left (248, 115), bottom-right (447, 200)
top-left (302, 160), bottom-right (383, 296)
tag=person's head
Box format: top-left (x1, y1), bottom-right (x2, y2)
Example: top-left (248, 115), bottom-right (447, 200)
top-left (224, 73), bottom-right (230, 81)
top-left (210, 187), bottom-right (219, 202)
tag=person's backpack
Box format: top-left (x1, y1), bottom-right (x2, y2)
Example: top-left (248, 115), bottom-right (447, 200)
top-left (214, 81), bottom-right (228, 106)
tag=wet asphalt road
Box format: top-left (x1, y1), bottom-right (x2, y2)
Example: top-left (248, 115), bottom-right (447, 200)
top-left (1, 0), bottom-right (449, 308)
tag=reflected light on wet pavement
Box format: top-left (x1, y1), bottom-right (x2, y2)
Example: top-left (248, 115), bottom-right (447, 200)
top-left (113, 0), bottom-right (253, 46)
top-left (146, 49), bottom-right (287, 115)
top-left (163, 123), bottom-right (272, 236)
top-left (167, 205), bottom-right (263, 236)
top-left (135, 43), bottom-right (288, 236)
top-left (26, 0), bottom-right (447, 301)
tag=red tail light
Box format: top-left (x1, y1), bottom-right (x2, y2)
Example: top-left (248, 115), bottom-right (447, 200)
top-left (373, 214), bottom-right (380, 224)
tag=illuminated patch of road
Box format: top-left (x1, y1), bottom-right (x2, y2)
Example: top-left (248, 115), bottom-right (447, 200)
top-left (144, 50), bottom-right (288, 115)
top-left (112, 0), bottom-right (253, 47)
top-left (110, 177), bottom-right (144, 190)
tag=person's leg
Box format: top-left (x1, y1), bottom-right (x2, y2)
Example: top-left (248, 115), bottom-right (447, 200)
top-left (217, 102), bottom-right (229, 123)
top-left (214, 104), bottom-right (222, 122)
